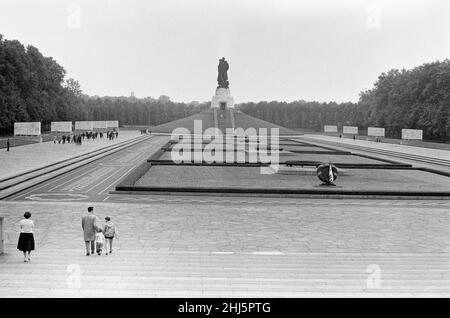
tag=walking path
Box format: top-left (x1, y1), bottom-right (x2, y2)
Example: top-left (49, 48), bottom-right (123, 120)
top-left (0, 131), bottom-right (140, 180)
top-left (4, 135), bottom-right (169, 202)
top-left (301, 135), bottom-right (450, 160)
top-left (302, 135), bottom-right (450, 160)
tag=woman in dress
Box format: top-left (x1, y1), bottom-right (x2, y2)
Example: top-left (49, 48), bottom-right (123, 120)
top-left (17, 212), bottom-right (35, 262)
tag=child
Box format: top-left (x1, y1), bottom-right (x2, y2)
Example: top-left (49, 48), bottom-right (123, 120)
top-left (103, 217), bottom-right (117, 255)
top-left (95, 229), bottom-right (105, 255)
top-left (17, 212), bottom-right (35, 262)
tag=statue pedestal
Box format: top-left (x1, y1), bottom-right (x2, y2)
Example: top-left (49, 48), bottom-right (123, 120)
top-left (211, 88), bottom-right (234, 109)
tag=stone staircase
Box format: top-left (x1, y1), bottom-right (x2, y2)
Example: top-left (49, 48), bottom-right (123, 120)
top-left (1, 247), bottom-right (449, 297)
top-left (216, 109), bottom-right (234, 134)
top-left (1, 199), bottom-right (450, 297)
top-left (213, 109), bottom-right (219, 130)
top-left (230, 109), bottom-right (236, 130)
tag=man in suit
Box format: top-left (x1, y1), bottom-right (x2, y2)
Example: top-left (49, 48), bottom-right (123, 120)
top-left (82, 206), bottom-right (97, 256)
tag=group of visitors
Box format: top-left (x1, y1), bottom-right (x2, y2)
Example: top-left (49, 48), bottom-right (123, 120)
top-left (17, 207), bottom-right (118, 262)
top-left (53, 134), bottom-right (76, 144)
top-left (106, 130), bottom-right (119, 140)
top-left (52, 130), bottom-right (119, 145)
top-left (81, 206), bottom-right (118, 256)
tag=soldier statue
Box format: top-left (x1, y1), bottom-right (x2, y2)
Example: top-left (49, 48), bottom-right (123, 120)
top-left (217, 57), bottom-right (229, 89)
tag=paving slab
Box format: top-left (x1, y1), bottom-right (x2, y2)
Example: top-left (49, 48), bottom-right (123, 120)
top-left (0, 200), bottom-right (449, 297)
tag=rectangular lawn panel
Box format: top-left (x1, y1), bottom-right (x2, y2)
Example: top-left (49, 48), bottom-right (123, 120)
top-left (134, 165), bottom-right (450, 193)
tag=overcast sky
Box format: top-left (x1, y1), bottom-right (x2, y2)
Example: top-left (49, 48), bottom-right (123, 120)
top-left (1, 0), bottom-right (449, 103)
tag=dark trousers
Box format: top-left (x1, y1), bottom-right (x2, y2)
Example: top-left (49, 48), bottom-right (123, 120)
top-left (85, 241), bottom-right (95, 254)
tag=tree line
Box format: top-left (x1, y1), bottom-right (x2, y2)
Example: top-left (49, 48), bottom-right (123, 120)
top-left (1, 34), bottom-right (449, 140)
top-left (0, 35), bottom-right (208, 134)
top-left (238, 60), bottom-right (450, 140)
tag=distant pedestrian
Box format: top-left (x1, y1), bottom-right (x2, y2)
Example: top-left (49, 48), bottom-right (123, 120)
top-left (103, 216), bottom-right (117, 255)
top-left (353, 135), bottom-right (356, 140)
top-left (6, 138), bottom-right (10, 151)
top-left (81, 206), bottom-right (98, 256)
top-left (17, 211), bottom-right (35, 262)
top-left (339, 134), bottom-right (342, 139)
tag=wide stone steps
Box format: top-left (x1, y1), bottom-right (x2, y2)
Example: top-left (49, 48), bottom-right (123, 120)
top-left (1, 249), bottom-right (448, 297)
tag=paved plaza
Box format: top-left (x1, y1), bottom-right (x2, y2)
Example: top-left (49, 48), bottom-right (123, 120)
top-left (1, 132), bottom-right (449, 297)
top-left (1, 199), bottom-right (450, 297)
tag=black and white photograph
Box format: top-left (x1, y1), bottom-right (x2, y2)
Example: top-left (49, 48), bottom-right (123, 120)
top-left (0, 0), bottom-right (449, 307)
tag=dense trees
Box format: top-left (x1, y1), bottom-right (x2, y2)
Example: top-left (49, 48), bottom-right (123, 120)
top-left (1, 34), bottom-right (449, 140)
top-left (0, 35), bottom-right (91, 133)
top-left (239, 61), bottom-right (450, 140)
top-left (0, 35), bottom-right (68, 133)
top-left (237, 101), bottom-right (362, 132)
top-left (359, 61), bottom-right (450, 139)
top-left (80, 97), bottom-right (209, 127)
top-left (0, 35), bottom-right (208, 134)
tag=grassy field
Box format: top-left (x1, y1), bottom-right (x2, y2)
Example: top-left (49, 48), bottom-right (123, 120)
top-left (234, 112), bottom-right (301, 135)
top-left (151, 111), bottom-right (215, 133)
top-left (151, 110), bottom-right (303, 136)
